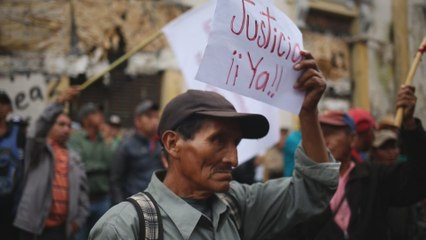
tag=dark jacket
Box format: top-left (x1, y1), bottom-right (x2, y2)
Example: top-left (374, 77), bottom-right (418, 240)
top-left (0, 119), bottom-right (26, 239)
top-left (282, 119), bottom-right (426, 240)
top-left (110, 132), bottom-right (163, 204)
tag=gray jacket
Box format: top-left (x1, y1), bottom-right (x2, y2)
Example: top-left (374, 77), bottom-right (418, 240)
top-left (14, 103), bottom-right (90, 237)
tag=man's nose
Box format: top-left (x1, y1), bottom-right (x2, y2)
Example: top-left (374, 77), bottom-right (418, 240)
top-left (223, 145), bottom-right (238, 167)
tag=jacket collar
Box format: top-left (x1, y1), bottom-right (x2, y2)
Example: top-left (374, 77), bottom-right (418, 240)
top-left (146, 171), bottom-right (229, 240)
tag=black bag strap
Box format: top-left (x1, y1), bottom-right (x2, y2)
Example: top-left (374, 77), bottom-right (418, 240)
top-left (145, 192), bottom-right (164, 240)
top-left (127, 196), bottom-right (146, 239)
top-left (126, 192), bottom-right (164, 240)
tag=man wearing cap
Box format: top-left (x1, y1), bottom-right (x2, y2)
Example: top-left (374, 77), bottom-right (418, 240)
top-left (290, 85), bottom-right (426, 240)
top-left (111, 100), bottom-right (164, 204)
top-left (69, 102), bottom-right (113, 240)
top-left (103, 114), bottom-right (123, 151)
top-left (370, 129), bottom-right (400, 165)
top-left (348, 107), bottom-right (377, 163)
top-left (0, 91), bottom-right (27, 239)
top-left (370, 129), bottom-right (418, 240)
top-left (89, 51), bottom-right (340, 239)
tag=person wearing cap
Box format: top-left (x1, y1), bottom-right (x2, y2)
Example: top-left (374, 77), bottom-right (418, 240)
top-left (69, 101), bottom-right (114, 240)
top-left (110, 99), bottom-right (164, 204)
top-left (89, 51), bottom-right (340, 240)
top-left (0, 91), bottom-right (27, 239)
top-left (370, 129), bottom-right (400, 165)
top-left (102, 114), bottom-right (124, 151)
top-left (370, 129), bottom-right (418, 240)
top-left (348, 107), bottom-right (377, 163)
top-left (288, 85), bottom-right (426, 240)
top-left (14, 87), bottom-right (89, 240)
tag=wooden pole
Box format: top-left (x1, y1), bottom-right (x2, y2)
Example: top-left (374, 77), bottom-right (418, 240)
top-left (392, 0), bottom-right (410, 85)
top-left (79, 30), bottom-right (163, 90)
top-left (352, 40), bottom-right (370, 110)
top-left (394, 37), bottom-right (426, 127)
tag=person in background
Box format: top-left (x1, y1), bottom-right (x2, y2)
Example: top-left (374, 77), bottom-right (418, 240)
top-left (370, 129), bottom-right (418, 240)
top-left (377, 114), bottom-right (409, 162)
top-left (110, 99), bottom-right (164, 204)
top-left (102, 114), bottom-right (123, 151)
top-left (283, 129), bottom-right (301, 177)
top-left (69, 101), bottom-right (113, 240)
top-left (0, 91), bottom-right (27, 240)
top-left (370, 129), bottom-right (400, 165)
top-left (286, 85), bottom-right (426, 240)
top-left (231, 155), bottom-right (264, 184)
top-left (261, 127), bottom-right (288, 181)
top-left (14, 87), bottom-right (89, 240)
top-left (348, 107), bottom-right (376, 163)
top-left (232, 126), bottom-right (288, 184)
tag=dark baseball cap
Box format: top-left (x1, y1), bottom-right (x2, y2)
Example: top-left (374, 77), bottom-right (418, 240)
top-left (158, 90), bottom-right (269, 140)
top-left (134, 99), bottom-right (159, 117)
top-left (0, 91), bottom-right (12, 106)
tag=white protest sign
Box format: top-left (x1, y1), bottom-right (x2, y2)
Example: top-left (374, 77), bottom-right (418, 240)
top-left (162, 1), bottom-right (214, 86)
top-left (0, 74), bottom-right (48, 123)
top-left (162, 0), bottom-right (280, 163)
top-left (196, 0), bottom-right (305, 114)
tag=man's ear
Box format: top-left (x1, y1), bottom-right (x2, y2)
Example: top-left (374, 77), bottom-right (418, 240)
top-left (162, 130), bottom-right (181, 159)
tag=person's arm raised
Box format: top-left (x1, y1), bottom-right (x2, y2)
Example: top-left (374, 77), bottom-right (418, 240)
top-left (293, 51), bottom-right (328, 163)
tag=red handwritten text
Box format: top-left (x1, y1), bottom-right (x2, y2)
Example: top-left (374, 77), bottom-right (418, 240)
top-left (226, 51), bottom-right (285, 98)
top-left (230, 0), bottom-right (302, 63)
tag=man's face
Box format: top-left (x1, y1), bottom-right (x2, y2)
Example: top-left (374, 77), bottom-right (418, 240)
top-left (174, 118), bottom-right (242, 193)
top-left (84, 111), bottom-right (104, 128)
top-left (49, 114), bottom-right (72, 145)
top-left (373, 140), bottom-right (399, 165)
top-left (321, 125), bottom-right (354, 163)
top-left (134, 110), bottom-right (160, 138)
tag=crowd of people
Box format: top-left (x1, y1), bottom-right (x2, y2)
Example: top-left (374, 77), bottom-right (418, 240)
top-left (0, 88), bottom-right (166, 240)
top-left (0, 51), bottom-right (425, 240)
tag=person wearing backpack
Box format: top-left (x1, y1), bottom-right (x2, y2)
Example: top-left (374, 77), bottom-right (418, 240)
top-left (89, 52), bottom-right (340, 240)
top-left (14, 87), bottom-right (90, 240)
top-left (0, 91), bottom-right (27, 240)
